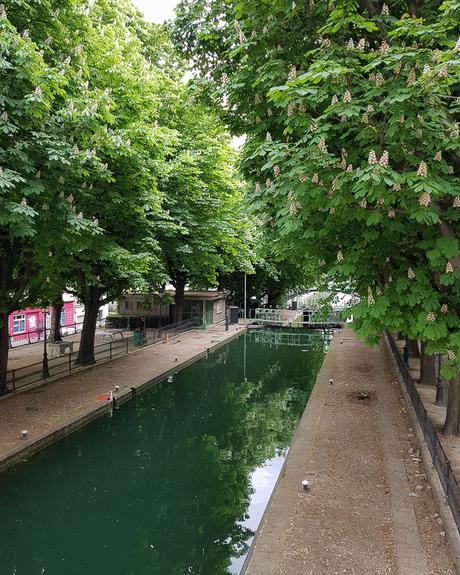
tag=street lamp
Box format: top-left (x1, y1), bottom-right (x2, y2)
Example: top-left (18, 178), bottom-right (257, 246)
top-left (42, 307), bottom-right (50, 379)
top-left (244, 273), bottom-right (247, 322)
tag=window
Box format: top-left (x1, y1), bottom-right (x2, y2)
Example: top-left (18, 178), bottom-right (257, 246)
top-left (60, 309), bottom-right (66, 326)
top-left (13, 314), bottom-right (26, 334)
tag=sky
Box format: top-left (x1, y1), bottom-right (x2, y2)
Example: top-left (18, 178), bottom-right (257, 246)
top-left (131, 0), bottom-right (178, 23)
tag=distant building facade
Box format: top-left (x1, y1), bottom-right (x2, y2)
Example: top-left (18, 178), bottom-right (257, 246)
top-left (119, 291), bottom-right (228, 327)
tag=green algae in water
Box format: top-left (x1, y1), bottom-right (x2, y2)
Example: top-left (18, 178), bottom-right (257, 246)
top-left (0, 329), bottom-right (329, 575)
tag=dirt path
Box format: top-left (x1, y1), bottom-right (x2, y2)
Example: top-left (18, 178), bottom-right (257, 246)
top-left (245, 329), bottom-right (456, 575)
top-left (0, 324), bottom-right (243, 471)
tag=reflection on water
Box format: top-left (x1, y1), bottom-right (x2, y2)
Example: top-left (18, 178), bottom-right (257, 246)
top-left (0, 329), bottom-right (329, 575)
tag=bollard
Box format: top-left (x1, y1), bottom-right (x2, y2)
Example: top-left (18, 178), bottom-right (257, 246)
top-left (301, 479), bottom-right (310, 492)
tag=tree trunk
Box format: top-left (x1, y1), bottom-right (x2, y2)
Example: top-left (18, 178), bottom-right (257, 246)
top-left (406, 338), bottom-right (420, 358)
top-left (420, 341), bottom-right (437, 386)
top-left (75, 289), bottom-right (101, 366)
top-left (444, 373), bottom-right (460, 436)
top-left (173, 274), bottom-right (186, 324)
top-left (0, 312), bottom-right (9, 394)
top-left (51, 299), bottom-right (64, 342)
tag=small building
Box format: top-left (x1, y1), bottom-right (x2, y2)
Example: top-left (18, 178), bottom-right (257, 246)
top-left (9, 295), bottom-right (75, 347)
top-left (118, 291), bottom-right (228, 327)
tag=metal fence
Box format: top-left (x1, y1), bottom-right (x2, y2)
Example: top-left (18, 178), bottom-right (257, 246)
top-left (385, 331), bottom-right (460, 532)
top-left (3, 318), bottom-right (203, 394)
top-left (8, 320), bottom-right (105, 349)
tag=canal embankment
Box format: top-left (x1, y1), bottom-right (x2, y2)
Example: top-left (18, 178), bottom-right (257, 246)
top-left (0, 323), bottom-right (244, 474)
top-left (244, 328), bottom-right (457, 575)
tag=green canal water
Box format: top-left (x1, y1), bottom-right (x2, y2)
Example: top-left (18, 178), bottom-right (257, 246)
top-left (0, 329), bottom-right (330, 575)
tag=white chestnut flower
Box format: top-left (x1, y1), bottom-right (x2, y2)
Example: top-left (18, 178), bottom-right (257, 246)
top-left (312, 173), bottom-right (319, 184)
top-left (287, 66), bottom-right (297, 81)
top-left (336, 250), bottom-right (344, 262)
top-left (368, 150), bottom-right (378, 165)
top-left (408, 268), bottom-right (415, 280)
top-left (446, 261), bottom-right (454, 274)
top-left (441, 304), bottom-right (448, 314)
top-left (379, 150), bottom-right (389, 168)
top-left (448, 349), bottom-right (457, 361)
top-left (455, 38), bottom-right (460, 52)
top-left (417, 161), bottom-right (428, 178)
top-left (331, 95), bottom-right (339, 105)
top-left (359, 199), bottom-right (367, 208)
top-left (434, 151), bottom-right (442, 161)
top-left (393, 183), bottom-right (401, 192)
top-left (273, 165), bottom-right (280, 177)
top-left (388, 210), bottom-right (395, 219)
top-left (426, 312), bottom-right (436, 322)
top-left (453, 197), bottom-right (460, 208)
top-left (368, 287), bottom-right (375, 305)
top-left (299, 174), bottom-right (308, 183)
top-left (379, 40), bottom-right (389, 56)
top-left (346, 39), bottom-right (354, 50)
top-left (357, 38), bottom-right (365, 51)
top-left (381, 3), bottom-right (389, 15)
top-left (343, 90), bottom-right (351, 103)
top-left (419, 192), bottom-right (431, 207)
top-left (318, 137), bottom-right (328, 155)
top-left (266, 132), bottom-right (272, 142)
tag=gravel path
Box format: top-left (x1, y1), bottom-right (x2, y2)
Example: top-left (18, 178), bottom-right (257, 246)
top-left (245, 329), bottom-right (456, 575)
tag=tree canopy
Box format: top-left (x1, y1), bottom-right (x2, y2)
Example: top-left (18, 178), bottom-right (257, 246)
top-left (173, 0), bottom-right (460, 432)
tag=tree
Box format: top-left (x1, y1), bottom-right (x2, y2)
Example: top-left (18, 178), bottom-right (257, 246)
top-left (174, 1), bottom-right (460, 433)
top-left (0, 0), bottom-right (93, 391)
top-left (158, 97), bottom-right (252, 322)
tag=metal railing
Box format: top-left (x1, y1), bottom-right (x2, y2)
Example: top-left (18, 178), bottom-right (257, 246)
top-left (385, 331), bottom-right (460, 533)
top-left (158, 318), bottom-right (202, 339)
top-left (2, 319), bottom-right (203, 394)
top-left (8, 320), bottom-right (105, 349)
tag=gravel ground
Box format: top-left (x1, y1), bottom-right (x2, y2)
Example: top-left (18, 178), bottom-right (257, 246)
top-left (246, 329), bottom-right (456, 575)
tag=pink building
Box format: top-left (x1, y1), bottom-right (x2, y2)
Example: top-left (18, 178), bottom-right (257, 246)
top-left (9, 300), bottom-right (75, 347)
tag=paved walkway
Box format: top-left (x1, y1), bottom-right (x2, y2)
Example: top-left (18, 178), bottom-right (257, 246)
top-left (245, 329), bottom-right (456, 575)
top-left (0, 324), bottom-right (243, 471)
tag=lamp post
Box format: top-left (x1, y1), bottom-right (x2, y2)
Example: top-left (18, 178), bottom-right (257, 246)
top-left (244, 273), bottom-right (247, 322)
top-left (42, 307), bottom-right (50, 379)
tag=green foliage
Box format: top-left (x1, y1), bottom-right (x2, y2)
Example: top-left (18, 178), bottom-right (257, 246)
top-left (173, 0), bottom-right (460, 365)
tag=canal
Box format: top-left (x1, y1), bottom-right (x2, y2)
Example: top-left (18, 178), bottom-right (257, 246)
top-left (0, 329), bottom-right (330, 575)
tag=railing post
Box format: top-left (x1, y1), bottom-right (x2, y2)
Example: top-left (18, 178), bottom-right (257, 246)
top-left (28, 331), bottom-right (31, 344)
top-left (74, 323), bottom-right (77, 334)
top-left (126, 338), bottom-right (129, 354)
top-left (110, 341), bottom-right (112, 359)
top-left (12, 370), bottom-right (16, 393)
top-left (69, 353), bottom-right (72, 372)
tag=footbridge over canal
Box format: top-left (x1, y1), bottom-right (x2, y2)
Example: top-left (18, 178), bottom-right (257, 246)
top-left (252, 308), bottom-right (344, 329)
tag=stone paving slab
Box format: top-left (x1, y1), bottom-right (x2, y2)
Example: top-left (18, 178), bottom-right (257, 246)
top-left (0, 324), bottom-right (244, 472)
top-left (244, 329), bottom-right (456, 575)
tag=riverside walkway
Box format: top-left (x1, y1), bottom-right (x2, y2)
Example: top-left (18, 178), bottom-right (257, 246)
top-left (245, 328), bottom-right (457, 575)
top-left (0, 323), bottom-right (243, 472)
